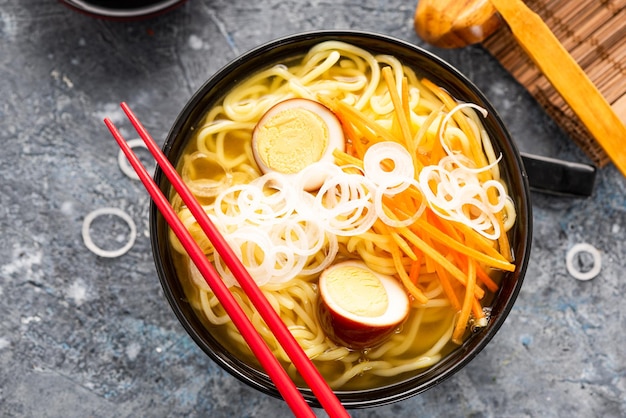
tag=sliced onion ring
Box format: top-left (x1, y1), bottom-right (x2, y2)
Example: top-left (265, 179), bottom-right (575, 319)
top-left (118, 139), bottom-right (153, 181)
top-left (363, 141), bottom-right (414, 192)
top-left (439, 103), bottom-right (502, 173)
top-left (566, 243), bottom-right (602, 281)
top-left (82, 207), bottom-right (137, 258)
top-left (374, 177), bottom-right (425, 228)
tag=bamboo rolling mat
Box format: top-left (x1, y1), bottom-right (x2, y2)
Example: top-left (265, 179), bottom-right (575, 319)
top-left (482, 0), bottom-right (626, 167)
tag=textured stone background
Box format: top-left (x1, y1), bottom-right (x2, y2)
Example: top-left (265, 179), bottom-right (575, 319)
top-left (1, 1), bottom-right (624, 417)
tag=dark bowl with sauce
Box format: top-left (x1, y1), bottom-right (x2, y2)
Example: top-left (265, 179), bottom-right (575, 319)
top-left (150, 30), bottom-right (533, 408)
top-left (60, 0), bottom-right (186, 20)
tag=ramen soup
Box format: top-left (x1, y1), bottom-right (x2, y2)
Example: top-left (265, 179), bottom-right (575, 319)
top-left (168, 41), bottom-right (517, 390)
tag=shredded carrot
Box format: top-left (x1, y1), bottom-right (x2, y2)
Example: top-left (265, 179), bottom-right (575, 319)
top-left (319, 96), bottom-right (397, 146)
top-left (373, 219), bottom-right (417, 260)
top-left (433, 262), bottom-right (461, 311)
top-left (421, 78), bottom-right (482, 156)
top-left (333, 148), bottom-right (363, 169)
top-left (333, 105), bottom-right (368, 160)
top-left (471, 297), bottom-right (486, 323)
top-left (408, 248), bottom-right (423, 285)
top-left (454, 221), bottom-right (509, 262)
top-left (452, 258), bottom-right (476, 344)
top-left (386, 237), bottom-right (428, 304)
top-left (320, 76), bottom-right (516, 347)
top-left (419, 213), bottom-right (513, 271)
top-left (398, 225), bottom-right (485, 299)
top-left (419, 78), bottom-right (514, 264)
top-left (476, 264), bottom-right (499, 293)
top-left (382, 196), bottom-right (514, 272)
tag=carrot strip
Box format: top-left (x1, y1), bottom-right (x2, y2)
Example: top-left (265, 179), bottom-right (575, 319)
top-left (382, 198), bottom-right (514, 272)
top-left (320, 96), bottom-right (397, 145)
top-left (433, 263), bottom-right (461, 311)
top-left (476, 264), bottom-right (499, 293)
top-left (452, 258), bottom-right (476, 344)
top-left (422, 81), bottom-right (512, 262)
top-left (387, 239), bottom-right (428, 304)
top-left (454, 222), bottom-right (510, 262)
top-left (471, 297), bottom-right (486, 324)
top-left (418, 217), bottom-right (513, 270)
top-left (345, 140), bottom-right (354, 156)
top-left (421, 78), bottom-right (496, 184)
top-left (323, 87), bottom-right (515, 349)
top-left (333, 148), bottom-right (364, 169)
top-left (373, 219), bottom-right (417, 261)
top-left (396, 225), bottom-right (484, 299)
top-left (408, 249), bottom-right (423, 285)
top-left (336, 110), bottom-right (367, 159)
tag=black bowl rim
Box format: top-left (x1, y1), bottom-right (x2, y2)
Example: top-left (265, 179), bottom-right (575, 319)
top-left (150, 29), bottom-right (533, 409)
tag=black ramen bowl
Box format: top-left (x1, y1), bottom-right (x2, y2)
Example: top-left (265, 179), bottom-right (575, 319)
top-left (60, 0), bottom-right (186, 20)
top-left (150, 30), bottom-right (532, 408)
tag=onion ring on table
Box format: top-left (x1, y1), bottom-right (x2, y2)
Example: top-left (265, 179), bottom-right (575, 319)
top-left (82, 207), bottom-right (137, 258)
top-left (117, 139), bottom-right (153, 181)
top-left (566, 243), bottom-right (602, 281)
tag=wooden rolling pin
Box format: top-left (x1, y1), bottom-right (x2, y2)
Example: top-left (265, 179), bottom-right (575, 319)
top-left (415, 0), bottom-right (626, 177)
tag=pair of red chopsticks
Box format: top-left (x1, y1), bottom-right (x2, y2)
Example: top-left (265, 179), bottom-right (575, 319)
top-left (104, 103), bottom-right (350, 418)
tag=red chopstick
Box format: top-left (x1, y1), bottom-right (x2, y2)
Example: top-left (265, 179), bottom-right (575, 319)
top-left (104, 118), bottom-right (315, 418)
top-left (105, 102), bottom-right (350, 418)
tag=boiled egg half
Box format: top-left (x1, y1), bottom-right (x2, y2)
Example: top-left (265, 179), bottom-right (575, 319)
top-left (318, 260), bottom-right (410, 349)
top-left (252, 98), bottom-right (345, 191)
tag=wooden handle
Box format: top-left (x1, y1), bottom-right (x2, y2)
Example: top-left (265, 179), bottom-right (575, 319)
top-left (414, 0), bottom-right (501, 48)
top-left (490, 0), bottom-right (626, 176)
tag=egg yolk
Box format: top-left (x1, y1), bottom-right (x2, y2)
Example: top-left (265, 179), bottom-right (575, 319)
top-left (323, 265), bottom-right (389, 318)
top-left (254, 107), bottom-right (329, 174)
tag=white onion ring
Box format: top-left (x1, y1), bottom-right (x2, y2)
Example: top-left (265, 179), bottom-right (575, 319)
top-left (250, 172), bottom-right (297, 220)
top-left (314, 172), bottom-right (377, 236)
top-left (213, 184), bottom-right (260, 226)
top-left (419, 157), bottom-right (504, 240)
top-left (267, 244), bottom-right (308, 284)
top-left (299, 232), bottom-right (338, 276)
top-left (363, 141), bottom-right (415, 192)
top-left (268, 217), bottom-right (325, 257)
top-left (214, 228), bottom-right (273, 287)
top-left (117, 139), bottom-right (153, 181)
top-left (566, 243), bottom-right (602, 281)
top-left (439, 104), bottom-right (502, 173)
top-left (188, 259), bottom-right (211, 292)
top-left (82, 207), bottom-right (137, 258)
top-left (293, 161), bottom-right (344, 196)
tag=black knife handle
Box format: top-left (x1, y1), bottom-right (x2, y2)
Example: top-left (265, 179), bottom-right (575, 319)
top-left (521, 152), bottom-right (596, 197)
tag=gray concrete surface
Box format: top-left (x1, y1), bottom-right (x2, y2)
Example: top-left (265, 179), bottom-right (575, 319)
top-left (1, 1), bottom-right (624, 417)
